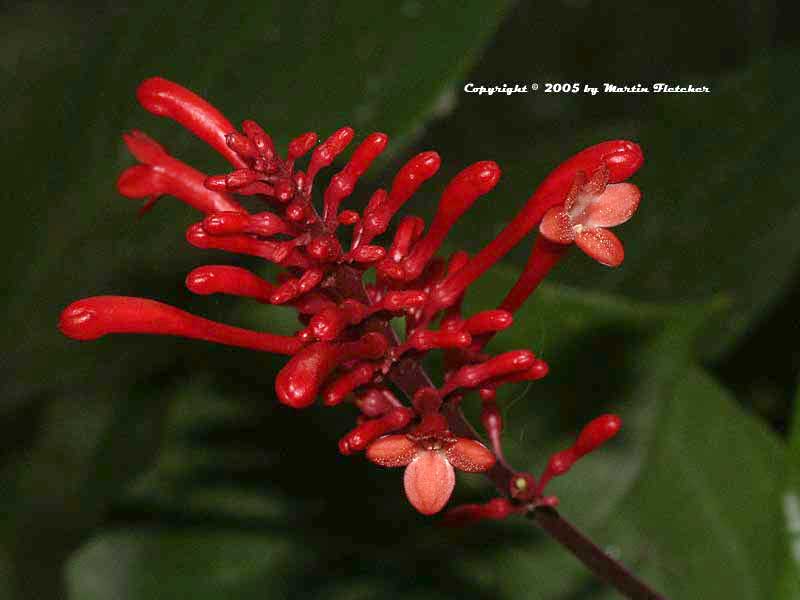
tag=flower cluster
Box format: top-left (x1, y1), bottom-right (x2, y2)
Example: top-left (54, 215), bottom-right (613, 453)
top-left (59, 78), bottom-right (643, 518)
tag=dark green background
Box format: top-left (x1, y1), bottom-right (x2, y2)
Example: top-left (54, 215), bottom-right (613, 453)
top-left (2, 1), bottom-right (799, 598)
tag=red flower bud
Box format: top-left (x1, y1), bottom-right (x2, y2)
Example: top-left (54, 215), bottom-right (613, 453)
top-left (275, 333), bottom-right (388, 408)
top-left (442, 498), bottom-right (517, 526)
top-left (536, 414), bottom-right (622, 494)
top-left (118, 131), bottom-right (244, 214)
top-left (136, 77), bottom-right (248, 169)
top-left (339, 407), bottom-right (414, 454)
top-left (394, 161), bottom-right (500, 281)
top-left (362, 151), bottom-right (441, 242)
top-left (185, 265), bottom-right (275, 302)
top-left (59, 296), bottom-right (301, 354)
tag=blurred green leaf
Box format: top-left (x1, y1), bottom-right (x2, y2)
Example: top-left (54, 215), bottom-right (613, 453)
top-left (68, 529), bottom-right (299, 600)
top-left (604, 367), bottom-right (785, 599)
top-left (0, 372), bottom-right (173, 599)
top-left (778, 385), bottom-right (800, 598)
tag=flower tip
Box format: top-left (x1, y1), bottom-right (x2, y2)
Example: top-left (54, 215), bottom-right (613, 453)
top-left (604, 140), bottom-right (644, 180)
top-left (185, 267), bottom-right (215, 295)
top-left (59, 300), bottom-right (103, 340)
top-left (274, 369), bottom-right (317, 409)
top-left (574, 413), bottom-right (621, 456)
top-left (530, 358), bottom-right (549, 379)
top-left (185, 222), bottom-right (209, 247)
top-left (288, 132), bottom-right (319, 160)
top-left (417, 151), bottom-right (442, 174)
top-left (136, 77), bottom-right (175, 116)
top-left (365, 131), bottom-right (389, 150)
top-left (470, 160), bottom-right (501, 194)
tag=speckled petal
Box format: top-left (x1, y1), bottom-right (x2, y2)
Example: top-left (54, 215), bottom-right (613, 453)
top-left (575, 227), bottom-right (624, 267)
top-left (445, 438), bottom-right (496, 473)
top-left (563, 170), bottom-right (588, 212)
top-left (366, 435), bottom-right (418, 467)
top-left (539, 207), bottom-right (575, 244)
top-left (583, 164), bottom-right (609, 197)
top-left (582, 183), bottom-right (640, 228)
top-left (403, 450), bottom-right (455, 515)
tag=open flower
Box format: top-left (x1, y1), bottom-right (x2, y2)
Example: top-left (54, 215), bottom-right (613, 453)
top-left (538, 165), bottom-right (641, 267)
top-left (366, 418), bottom-right (496, 515)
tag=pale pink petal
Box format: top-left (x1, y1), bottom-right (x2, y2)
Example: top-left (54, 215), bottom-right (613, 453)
top-left (445, 438), bottom-right (496, 473)
top-left (403, 450), bottom-right (455, 515)
top-left (583, 165), bottom-right (609, 197)
top-left (366, 435), bottom-right (418, 467)
top-left (539, 207), bottom-right (575, 244)
top-left (575, 227), bottom-right (624, 267)
top-left (581, 183), bottom-right (640, 229)
top-left (563, 171), bottom-right (587, 212)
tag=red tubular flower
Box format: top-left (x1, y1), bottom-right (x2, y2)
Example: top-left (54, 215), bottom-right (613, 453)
top-left (379, 161), bottom-right (500, 282)
top-left (359, 152), bottom-right (441, 245)
top-left (60, 77), bottom-right (644, 517)
top-left (441, 498), bottom-right (519, 526)
top-left (535, 414), bottom-right (622, 495)
top-left (137, 77), bottom-right (248, 169)
top-left (432, 140), bottom-right (643, 313)
top-left (275, 333), bottom-right (389, 408)
top-left (118, 131), bottom-right (245, 214)
top-left (59, 296), bottom-right (301, 354)
top-left (185, 265), bottom-right (276, 302)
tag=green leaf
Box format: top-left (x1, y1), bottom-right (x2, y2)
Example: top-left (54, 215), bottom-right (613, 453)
top-left (0, 372), bottom-right (173, 599)
top-left (606, 367), bottom-right (785, 599)
top-left (778, 385), bottom-right (800, 598)
top-left (68, 530), bottom-right (299, 600)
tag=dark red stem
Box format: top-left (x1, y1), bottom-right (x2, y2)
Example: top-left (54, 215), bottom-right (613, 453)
top-left (529, 508), bottom-right (667, 600)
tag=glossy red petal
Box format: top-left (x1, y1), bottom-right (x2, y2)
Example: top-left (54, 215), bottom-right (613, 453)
top-left (136, 77), bottom-right (247, 169)
top-left (445, 438), bottom-right (496, 473)
top-left (575, 227), bottom-right (624, 267)
top-left (581, 183), bottom-right (641, 229)
top-left (404, 450), bottom-right (455, 515)
top-left (366, 435), bottom-right (419, 467)
top-left (59, 296), bottom-right (301, 354)
top-left (538, 207), bottom-right (575, 244)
